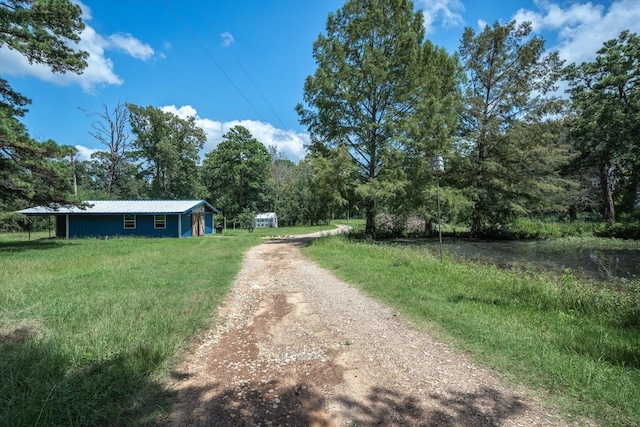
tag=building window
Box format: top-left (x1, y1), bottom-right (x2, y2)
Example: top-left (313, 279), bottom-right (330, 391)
top-left (124, 214), bottom-right (136, 229)
top-left (154, 215), bottom-right (166, 229)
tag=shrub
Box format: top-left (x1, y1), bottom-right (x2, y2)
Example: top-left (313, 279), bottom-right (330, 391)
top-left (594, 222), bottom-right (640, 240)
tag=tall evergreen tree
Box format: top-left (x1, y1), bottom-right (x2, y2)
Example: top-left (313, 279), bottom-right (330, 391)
top-left (458, 20), bottom-right (570, 234)
top-left (0, 0), bottom-right (87, 115)
top-left (296, 0), bottom-right (460, 235)
top-left (0, 117), bottom-right (76, 206)
top-left (1, 0), bottom-right (88, 207)
top-left (564, 30), bottom-right (640, 223)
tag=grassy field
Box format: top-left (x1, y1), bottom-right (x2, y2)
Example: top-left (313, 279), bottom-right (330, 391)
top-left (303, 235), bottom-right (640, 427)
top-left (4, 222), bottom-right (638, 426)
top-left (0, 225), bottom-right (332, 426)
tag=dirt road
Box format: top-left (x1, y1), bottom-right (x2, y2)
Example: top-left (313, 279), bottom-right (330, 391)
top-left (164, 227), bottom-right (569, 426)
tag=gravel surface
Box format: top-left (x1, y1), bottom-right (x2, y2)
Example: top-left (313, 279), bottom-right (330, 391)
top-left (163, 227), bottom-right (576, 426)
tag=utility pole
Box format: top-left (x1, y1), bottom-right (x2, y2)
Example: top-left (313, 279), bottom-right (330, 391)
top-left (429, 155), bottom-right (445, 262)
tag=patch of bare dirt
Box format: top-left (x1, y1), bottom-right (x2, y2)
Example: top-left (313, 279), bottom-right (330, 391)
top-left (0, 320), bottom-right (42, 345)
top-left (163, 227), bottom-right (580, 426)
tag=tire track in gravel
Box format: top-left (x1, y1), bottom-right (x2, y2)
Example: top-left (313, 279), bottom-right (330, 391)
top-left (163, 227), bottom-right (579, 426)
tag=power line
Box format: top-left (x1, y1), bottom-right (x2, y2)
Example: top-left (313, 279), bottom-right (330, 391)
top-left (194, 0), bottom-right (292, 133)
top-left (162, 0), bottom-right (304, 161)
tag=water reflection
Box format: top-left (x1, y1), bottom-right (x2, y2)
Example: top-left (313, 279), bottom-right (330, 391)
top-left (403, 239), bottom-right (640, 281)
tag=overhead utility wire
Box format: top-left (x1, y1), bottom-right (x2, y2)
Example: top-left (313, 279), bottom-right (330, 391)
top-left (163, 2), bottom-right (269, 132)
top-left (193, 0), bottom-right (295, 136)
top-left (163, 0), bottom-right (303, 161)
top-left (191, 0), bottom-right (303, 161)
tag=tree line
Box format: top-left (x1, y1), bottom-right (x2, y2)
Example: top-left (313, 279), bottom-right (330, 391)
top-left (1, 0), bottom-right (639, 236)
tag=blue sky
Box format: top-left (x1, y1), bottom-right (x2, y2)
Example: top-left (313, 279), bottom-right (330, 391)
top-left (2, 0), bottom-right (639, 163)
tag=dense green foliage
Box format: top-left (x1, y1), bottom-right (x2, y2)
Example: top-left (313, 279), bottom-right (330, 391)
top-left (456, 20), bottom-right (572, 234)
top-left (564, 31), bottom-right (640, 224)
top-left (293, 3), bottom-right (639, 235)
top-left (297, 0), bottom-right (461, 234)
top-left (1, 0), bottom-right (87, 210)
top-left (127, 104), bottom-right (206, 199)
top-left (3, 0), bottom-right (639, 237)
top-left (304, 235), bottom-right (640, 426)
top-left (269, 155), bottom-right (311, 226)
top-left (202, 125), bottom-right (271, 223)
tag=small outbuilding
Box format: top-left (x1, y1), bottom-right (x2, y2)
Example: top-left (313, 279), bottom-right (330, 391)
top-left (255, 212), bottom-right (278, 228)
top-left (18, 200), bottom-right (219, 239)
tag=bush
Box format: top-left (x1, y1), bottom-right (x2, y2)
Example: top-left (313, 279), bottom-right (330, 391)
top-left (0, 213), bottom-right (53, 233)
top-left (374, 213), bottom-right (404, 238)
top-left (508, 218), bottom-right (597, 239)
top-left (594, 222), bottom-right (640, 240)
top-left (374, 213), bottom-right (429, 238)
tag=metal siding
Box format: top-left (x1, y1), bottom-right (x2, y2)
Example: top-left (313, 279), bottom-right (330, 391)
top-left (145, 215), bottom-right (178, 237)
top-left (68, 215), bottom-right (119, 237)
top-left (165, 215), bottom-right (180, 237)
top-left (205, 212), bottom-right (213, 234)
top-left (19, 200), bottom-right (221, 238)
top-left (181, 214), bottom-right (192, 238)
top-left (136, 215), bottom-right (159, 237)
top-left (66, 214), bottom-right (181, 238)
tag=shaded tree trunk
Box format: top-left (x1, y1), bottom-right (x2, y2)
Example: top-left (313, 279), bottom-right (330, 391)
top-left (365, 199), bottom-right (376, 235)
top-left (599, 160), bottom-right (616, 224)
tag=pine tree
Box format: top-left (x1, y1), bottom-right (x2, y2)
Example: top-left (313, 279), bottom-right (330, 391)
top-left (1, 0), bottom-right (88, 207)
top-left (458, 20), bottom-right (571, 234)
top-left (296, 0), bottom-right (460, 234)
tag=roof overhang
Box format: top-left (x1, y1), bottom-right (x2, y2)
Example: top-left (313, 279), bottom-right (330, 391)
top-left (18, 200), bottom-right (220, 216)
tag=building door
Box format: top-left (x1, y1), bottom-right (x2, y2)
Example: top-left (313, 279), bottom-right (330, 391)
top-left (191, 213), bottom-right (205, 236)
top-left (56, 215), bottom-right (67, 238)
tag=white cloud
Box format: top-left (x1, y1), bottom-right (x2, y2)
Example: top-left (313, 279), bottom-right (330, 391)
top-left (222, 119), bottom-right (308, 161)
top-left (74, 144), bottom-right (103, 161)
top-left (160, 105), bottom-right (307, 162)
top-left (0, 0), bottom-right (155, 93)
top-left (73, 25), bottom-right (124, 92)
top-left (0, 24), bottom-right (122, 93)
top-left (220, 32), bottom-right (235, 47)
top-left (108, 33), bottom-right (155, 60)
top-left (513, 0), bottom-right (640, 65)
top-left (161, 105), bottom-right (198, 119)
top-left (73, 0), bottom-right (92, 20)
top-left (416, 0), bottom-right (465, 34)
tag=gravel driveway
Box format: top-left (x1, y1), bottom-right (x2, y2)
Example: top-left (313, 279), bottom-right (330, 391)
top-left (164, 227), bottom-right (572, 426)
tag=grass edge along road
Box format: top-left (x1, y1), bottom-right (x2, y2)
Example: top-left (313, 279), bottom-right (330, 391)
top-left (303, 235), bottom-right (640, 427)
top-left (2, 224), bottom-right (638, 426)
top-left (0, 225), bottom-right (326, 426)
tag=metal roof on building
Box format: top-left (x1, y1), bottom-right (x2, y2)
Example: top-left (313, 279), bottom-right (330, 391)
top-left (19, 200), bottom-right (219, 215)
top-left (255, 212), bottom-right (277, 219)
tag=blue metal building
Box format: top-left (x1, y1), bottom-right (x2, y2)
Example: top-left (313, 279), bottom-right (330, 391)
top-left (19, 200), bottom-right (219, 239)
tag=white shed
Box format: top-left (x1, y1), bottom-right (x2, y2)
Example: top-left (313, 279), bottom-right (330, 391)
top-left (255, 212), bottom-right (278, 228)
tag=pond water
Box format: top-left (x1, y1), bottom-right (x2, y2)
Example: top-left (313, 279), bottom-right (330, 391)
top-left (400, 238), bottom-right (640, 282)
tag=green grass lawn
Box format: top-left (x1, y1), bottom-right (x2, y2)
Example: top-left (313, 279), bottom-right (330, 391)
top-left (303, 235), bottom-right (640, 427)
top-left (0, 225), bottom-right (336, 426)
top-left (5, 223), bottom-right (637, 426)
